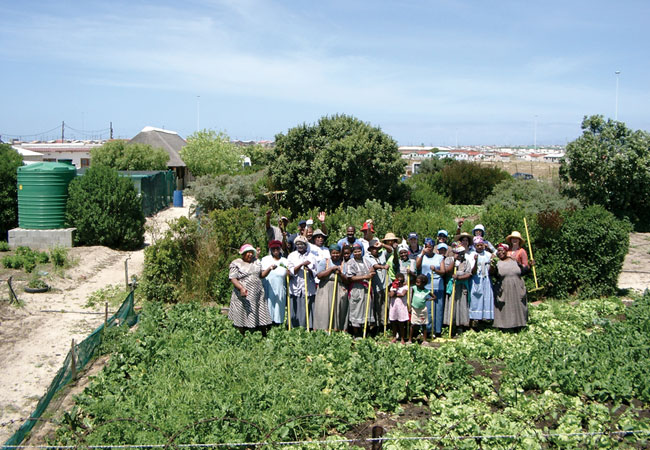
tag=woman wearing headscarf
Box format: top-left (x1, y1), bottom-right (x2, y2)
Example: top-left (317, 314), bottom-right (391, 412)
top-left (468, 236), bottom-right (495, 323)
top-left (228, 244), bottom-right (273, 335)
top-left (287, 236), bottom-right (319, 329)
top-left (490, 243), bottom-right (532, 330)
top-left (261, 240), bottom-right (289, 326)
top-left (345, 243), bottom-right (375, 337)
top-left (471, 224), bottom-right (496, 253)
top-left (313, 244), bottom-right (349, 331)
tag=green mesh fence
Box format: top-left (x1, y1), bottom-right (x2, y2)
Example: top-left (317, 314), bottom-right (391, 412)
top-left (139, 171), bottom-right (175, 217)
top-left (2, 291), bottom-right (138, 449)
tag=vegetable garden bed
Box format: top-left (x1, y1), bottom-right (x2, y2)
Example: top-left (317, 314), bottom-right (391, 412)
top-left (49, 294), bottom-right (650, 449)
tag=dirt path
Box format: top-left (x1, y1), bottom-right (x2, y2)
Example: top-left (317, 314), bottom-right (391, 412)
top-left (618, 232), bottom-right (650, 293)
top-left (0, 199), bottom-right (194, 443)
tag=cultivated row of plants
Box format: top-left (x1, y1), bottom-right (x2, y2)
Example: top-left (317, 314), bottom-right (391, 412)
top-left (52, 293), bottom-right (650, 448)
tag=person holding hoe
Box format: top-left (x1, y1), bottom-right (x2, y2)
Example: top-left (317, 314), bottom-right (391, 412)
top-left (287, 236), bottom-right (318, 329)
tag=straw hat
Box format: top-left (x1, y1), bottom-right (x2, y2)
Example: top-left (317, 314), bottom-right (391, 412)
top-left (382, 232), bottom-right (398, 242)
top-left (457, 232), bottom-right (472, 241)
top-left (505, 231), bottom-right (526, 245)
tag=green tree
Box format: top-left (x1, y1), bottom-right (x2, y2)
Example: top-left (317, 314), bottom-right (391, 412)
top-left (90, 140), bottom-right (169, 170)
top-left (66, 166), bottom-right (145, 250)
top-left (269, 114), bottom-right (406, 212)
top-left (561, 115), bottom-right (650, 230)
top-left (180, 129), bottom-right (243, 177)
top-left (0, 143), bottom-right (23, 239)
top-left (439, 161), bottom-right (510, 204)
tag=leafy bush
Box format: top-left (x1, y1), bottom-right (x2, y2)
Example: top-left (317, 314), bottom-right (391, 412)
top-left (438, 161), bottom-right (510, 205)
top-left (392, 206), bottom-right (458, 241)
top-left (561, 115), bottom-right (650, 231)
top-left (404, 174), bottom-right (449, 210)
top-left (0, 143), bottom-right (23, 239)
top-left (269, 114), bottom-right (405, 212)
top-left (483, 178), bottom-right (580, 215)
top-left (181, 129), bottom-right (244, 177)
top-left (140, 217), bottom-right (199, 303)
top-left (187, 171), bottom-right (268, 212)
top-left (66, 166), bottom-right (145, 250)
top-left (0, 241), bottom-right (10, 252)
top-left (49, 246), bottom-right (70, 268)
top-left (537, 206), bottom-right (631, 298)
top-left (90, 141), bottom-right (169, 170)
top-left (1, 246), bottom-right (49, 273)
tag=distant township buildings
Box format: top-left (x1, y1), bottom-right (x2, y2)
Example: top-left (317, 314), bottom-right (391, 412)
top-left (398, 145), bottom-right (565, 176)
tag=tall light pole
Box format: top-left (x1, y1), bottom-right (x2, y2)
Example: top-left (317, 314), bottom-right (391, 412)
top-left (196, 95), bottom-right (201, 132)
top-left (615, 71), bottom-right (621, 121)
top-left (534, 115), bottom-right (538, 150)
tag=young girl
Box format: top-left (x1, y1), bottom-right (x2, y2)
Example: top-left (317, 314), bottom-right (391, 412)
top-left (409, 274), bottom-right (435, 345)
top-left (389, 273), bottom-right (409, 343)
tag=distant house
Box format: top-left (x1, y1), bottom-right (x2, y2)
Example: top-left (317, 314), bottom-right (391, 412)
top-left (12, 146), bottom-right (44, 164)
top-left (129, 126), bottom-right (189, 189)
top-left (544, 153), bottom-right (564, 163)
top-left (10, 140), bottom-right (103, 168)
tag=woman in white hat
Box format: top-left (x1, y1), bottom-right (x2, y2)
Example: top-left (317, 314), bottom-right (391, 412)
top-left (506, 231), bottom-right (529, 267)
top-left (471, 224), bottom-right (496, 253)
top-left (228, 244), bottom-right (273, 335)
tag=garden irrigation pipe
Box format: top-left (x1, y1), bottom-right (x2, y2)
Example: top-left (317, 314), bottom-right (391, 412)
top-left (285, 274), bottom-right (291, 330)
top-left (328, 272), bottom-right (338, 335)
top-left (383, 275), bottom-right (389, 336)
top-left (303, 267), bottom-right (310, 332)
top-left (523, 217), bottom-right (541, 292)
top-left (363, 278), bottom-right (373, 338)
top-left (448, 267), bottom-right (457, 340)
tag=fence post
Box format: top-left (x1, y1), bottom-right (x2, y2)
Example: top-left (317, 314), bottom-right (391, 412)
top-left (70, 339), bottom-right (77, 380)
top-left (371, 425), bottom-right (384, 450)
top-left (104, 301), bottom-right (109, 329)
top-left (124, 256), bottom-right (130, 289)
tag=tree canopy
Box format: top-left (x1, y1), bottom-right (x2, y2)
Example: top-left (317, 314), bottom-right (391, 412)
top-left (0, 143), bottom-right (23, 239)
top-left (561, 115), bottom-right (650, 230)
top-left (90, 140), bottom-right (169, 171)
top-left (268, 114), bottom-right (405, 212)
top-left (180, 130), bottom-right (243, 177)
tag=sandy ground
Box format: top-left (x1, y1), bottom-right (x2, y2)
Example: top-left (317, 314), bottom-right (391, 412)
top-left (0, 198), bottom-right (194, 443)
top-left (617, 232), bottom-right (650, 293)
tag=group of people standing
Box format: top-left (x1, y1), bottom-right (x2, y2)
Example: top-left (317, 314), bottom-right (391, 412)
top-left (228, 212), bottom-right (533, 344)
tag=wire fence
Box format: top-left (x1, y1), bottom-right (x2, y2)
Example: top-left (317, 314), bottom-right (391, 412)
top-left (3, 413), bottom-right (650, 449)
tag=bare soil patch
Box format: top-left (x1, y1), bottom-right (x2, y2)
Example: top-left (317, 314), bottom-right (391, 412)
top-left (0, 198), bottom-right (194, 443)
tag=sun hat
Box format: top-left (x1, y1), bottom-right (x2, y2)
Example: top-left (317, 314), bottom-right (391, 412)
top-left (382, 232), bottom-right (398, 242)
top-left (505, 231), bottom-right (526, 245)
top-left (298, 220), bottom-right (307, 227)
top-left (407, 232), bottom-right (418, 240)
top-left (437, 243), bottom-right (448, 250)
top-left (361, 220), bottom-right (375, 232)
top-left (457, 232), bottom-right (472, 241)
top-left (424, 237), bottom-right (435, 246)
top-left (294, 236), bottom-right (309, 245)
top-left (437, 229), bottom-right (449, 237)
top-left (239, 244), bottom-right (257, 255)
top-left (454, 245), bottom-right (466, 254)
top-left (280, 216), bottom-right (289, 222)
top-left (312, 228), bottom-right (328, 238)
top-left (268, 240), bottom-right (282, 249)
top-left (472, 224), bottom-right (485, 234)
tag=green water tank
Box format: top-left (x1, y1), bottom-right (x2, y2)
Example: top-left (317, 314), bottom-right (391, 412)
top-left (17, 162), bottom-right (77, 229)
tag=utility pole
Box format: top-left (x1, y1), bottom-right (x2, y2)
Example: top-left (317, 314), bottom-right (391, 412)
top-left (110, 122), bottom-right (113, 139)
top-left (615, 70), bottom-right (621, 121)
top-left (61, 121), bottom-right (65, 142)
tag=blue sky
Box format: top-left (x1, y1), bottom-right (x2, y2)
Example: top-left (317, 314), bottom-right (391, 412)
top-left (1, 0), bottom-right (648, 146)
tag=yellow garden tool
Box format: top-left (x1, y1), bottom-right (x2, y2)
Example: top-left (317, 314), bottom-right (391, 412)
top-left (303, 267), bottom-right (310, 332)
top-left (363, 278), bottom-right (373, 338)
top-left (383, 274), bottom-right (390, 336)
top-left (328, 272), bottom-right (338, 335)
top-left (448, 267), bottom-right (457, 340)
top-left (406, 273), bottom-right (412, 337)
top-left (523, 217), bottom-right (542, 292)
top-left (286, 273), bottom-right (291, 330)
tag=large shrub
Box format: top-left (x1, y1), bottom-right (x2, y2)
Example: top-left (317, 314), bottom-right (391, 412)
top-left (438, 161), bottom-right (511, 205)
top-left (90, 141), bottom-right (169, 170)
top-left (140, 217), bottom-right (198, 302)
top-left (0, 143), bottom-right (23, 239)
top-left (537, 206), bottom-right (631, 298)
top-left (181, 129), bottom-right (243, 177)
top-left (66, 166), bottom-right (145, 250)
top-left (561, 115), bottom-right (650, 231)
top-left (269, 114), bottom-right (405, 212)
top-left (187, 171), bottom-right (268, 212)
